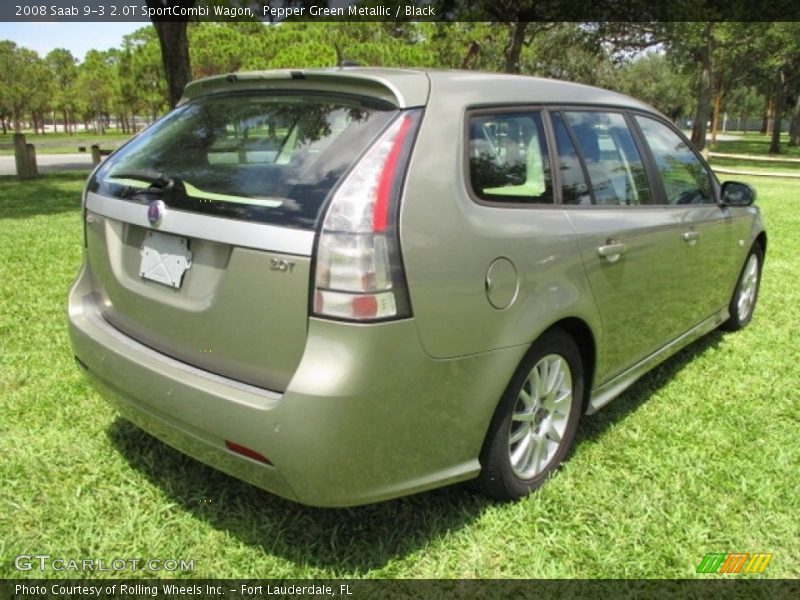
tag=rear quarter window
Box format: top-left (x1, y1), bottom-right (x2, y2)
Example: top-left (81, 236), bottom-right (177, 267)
top-left (467, 111), bottom-right (553, 205)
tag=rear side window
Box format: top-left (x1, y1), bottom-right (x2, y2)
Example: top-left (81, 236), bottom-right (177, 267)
top-left (635, 115), bottom-right (714, 205)
top-left (468, 112), bottom-right (553, 204)
top-left (564, 111), bottom-right (652, 206)
top-left (89, 93), bottom-right (397, 230)
top-left (550, 113), bottom-right (590, 205)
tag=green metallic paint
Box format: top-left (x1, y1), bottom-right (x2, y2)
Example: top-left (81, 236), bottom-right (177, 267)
top-left (67, 68), bottom-right (768, 506)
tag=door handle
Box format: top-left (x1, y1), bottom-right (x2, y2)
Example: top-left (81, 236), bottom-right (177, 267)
top-left (683, 231), bottom-right (700, 245)
top-left (597, 242), bottom-right (627, 262)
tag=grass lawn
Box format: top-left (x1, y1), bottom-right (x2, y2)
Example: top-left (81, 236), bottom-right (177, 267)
top-left (709, 133), bottom-right (800, 179)
top-left (1, 172), bottom-right (798, 579)
top-left (0, 131), bottom-right (132, 156)
top-left (711, 132), bottom-right (800, 159)
top-left (711, 158), bottom-right (800, 179)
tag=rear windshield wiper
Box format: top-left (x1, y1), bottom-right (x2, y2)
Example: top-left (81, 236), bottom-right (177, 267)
top-left (107, 170), bottom-right (185, 196)
top-left (106, 170), bottom-right (284, 208)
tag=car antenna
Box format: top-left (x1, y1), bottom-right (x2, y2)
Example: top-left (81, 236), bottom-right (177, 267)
top-left (334, 42), bottom-right (361, 67)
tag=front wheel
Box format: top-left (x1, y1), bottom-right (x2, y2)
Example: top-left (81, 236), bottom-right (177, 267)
top-left (723, 245), bottom-right (763, 331)
top-left (478, 329), bottom-right (583, 501)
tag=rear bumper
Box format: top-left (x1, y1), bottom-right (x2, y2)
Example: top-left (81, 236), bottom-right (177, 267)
top-left (68, 263), bottom-right (525, 507)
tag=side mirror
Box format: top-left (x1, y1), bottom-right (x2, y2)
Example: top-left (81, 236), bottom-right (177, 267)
top-left (720, 181), bottom-right (756, 206)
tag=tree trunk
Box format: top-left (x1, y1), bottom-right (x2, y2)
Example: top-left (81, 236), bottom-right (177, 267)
top-left (769, 70), bottom-right (785, 154)
top-left (788, 95), bottom-right (800, 147)
top-left (503, 22), bottom-right (528, 74)
top-left (710, 89), bottom-right (722, 147)
top-left (761, 99), bottom-right (773, 135)
top-left (460, 41), bottom-right (480, 70)
top-left (690, 26), bottom-right (714, 151)
top-left (150, 15), bottom-right (193, 108)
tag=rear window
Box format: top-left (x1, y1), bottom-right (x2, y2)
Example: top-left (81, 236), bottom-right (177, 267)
top-left (89, 92), bottom-right (397, 230)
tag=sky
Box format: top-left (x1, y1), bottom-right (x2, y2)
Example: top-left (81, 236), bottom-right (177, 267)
top-left (0, 23), bottom-right (145, 60)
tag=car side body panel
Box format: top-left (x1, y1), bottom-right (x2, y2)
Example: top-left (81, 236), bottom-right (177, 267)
top-left (401, 74), bottom-right (604, 361)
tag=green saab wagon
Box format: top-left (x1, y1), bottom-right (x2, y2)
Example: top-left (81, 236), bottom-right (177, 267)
top-left (68, 68), bottom-right (766, 506)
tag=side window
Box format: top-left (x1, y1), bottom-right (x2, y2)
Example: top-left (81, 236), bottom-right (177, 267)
top-left (635, 116), bottom-right (714, 205)
top-left (550, 112), bottom-right (590, 205)
top-left (468, 111), bottom-right (553, 204)
top-left (564, 111), bottom-right (652, 206)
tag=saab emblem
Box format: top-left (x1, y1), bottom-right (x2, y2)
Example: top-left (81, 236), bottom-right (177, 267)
top-left (147, 200), bottom-right (166, 227)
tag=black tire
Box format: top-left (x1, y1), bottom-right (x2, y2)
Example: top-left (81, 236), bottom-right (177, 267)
top-left (722, 244), bottom-right (763, 332)
top-left (478, 328), bottom-right (584, 501)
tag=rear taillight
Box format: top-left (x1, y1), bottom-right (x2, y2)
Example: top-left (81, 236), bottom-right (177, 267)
top-left (313, 110), bottom-right (421, 321)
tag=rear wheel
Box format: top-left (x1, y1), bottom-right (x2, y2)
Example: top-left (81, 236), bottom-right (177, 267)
top-left (478, 329), bottom-right (583, 501)
top-left (723, 245), bottom-right (763, 331)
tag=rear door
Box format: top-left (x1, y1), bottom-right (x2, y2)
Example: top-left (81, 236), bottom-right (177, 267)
top-left (84, 92), bottom-right (398, 391)
top-left (555, 110), bottom-right (692, 381)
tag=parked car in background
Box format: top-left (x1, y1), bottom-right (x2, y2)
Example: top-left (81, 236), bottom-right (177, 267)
top-left (68, 68), bottom-right (766, 506)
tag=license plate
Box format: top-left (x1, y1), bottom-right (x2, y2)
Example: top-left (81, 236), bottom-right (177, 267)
top-left (139, 231), bottom-right (193, 289)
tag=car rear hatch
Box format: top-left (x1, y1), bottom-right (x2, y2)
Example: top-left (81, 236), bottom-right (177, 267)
top-left (82, 69), bottom-right (429, 391)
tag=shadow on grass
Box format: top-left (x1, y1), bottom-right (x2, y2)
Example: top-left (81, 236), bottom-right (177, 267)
top-left (0, 172), bottom-right (86, 220)
top-left (576, 329), bottom-right (726, 444)
top-left (107, 418), bottom-right (489, 573)
top-left (108, 331), bottom-right (723, 576)
top-left (105, 330), bottom-right (729, 573)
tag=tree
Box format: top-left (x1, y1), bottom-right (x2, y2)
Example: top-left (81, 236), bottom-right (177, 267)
top-left (0, 41), bottom-right (22, 133)
top-left (420, 22), bottom-right (501, 70)
top-left (757, 23), bottom-right (800, 153)
top-left (0, 43), bottom-right (52, 133)
top-left (123, 27), bottom-right (168, 119)
top-left (725, 86), bottom-right (764, 133)
top-left (45, 48), bottom-right (78, 133)
top-left (119, 27), bottom-right (168, 126)
top-left (146, 1), bottom-right (328, 109)
top-left (789, 95), bottom-right (800, 146)
top-left (664, 23), bottom-right (717, 151)
top-left (524, 24), bottom-right (616, 87)
top-left (434, 0), bottom-right (564, 73)
top-left (76, 50), bottom-right (117, 134)
top-left (24, 49), bottom-right (53, 134)
top-left (613, 52), bottom-right (693, 122)
top-left (146, 0), bottom-right (196, 108)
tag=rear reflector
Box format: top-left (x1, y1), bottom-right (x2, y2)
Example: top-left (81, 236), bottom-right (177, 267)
top-left (225, 441), bottom-right (272, 465)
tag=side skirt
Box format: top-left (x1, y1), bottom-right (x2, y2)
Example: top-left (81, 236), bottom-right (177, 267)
top-left (586, 309), bottom-right (728, 415)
